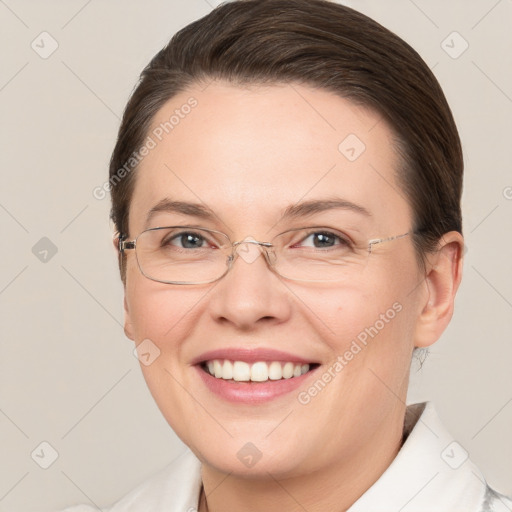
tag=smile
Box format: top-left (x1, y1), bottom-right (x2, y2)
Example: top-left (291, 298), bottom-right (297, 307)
top-left (193, 348), bottom-right (321, 403)
top-left (202, 359), bottom-right (313, 382)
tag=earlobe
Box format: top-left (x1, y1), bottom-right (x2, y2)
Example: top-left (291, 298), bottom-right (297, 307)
top-left (414, 232), bottom-right (464, 348)
top-left (113, 234), bottom-right (120, 253)
top-left (123, 295), bottom-right (135, 341)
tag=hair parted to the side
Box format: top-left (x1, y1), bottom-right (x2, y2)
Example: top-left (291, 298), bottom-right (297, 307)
top-left (109, 0), bottom-right (463, 284)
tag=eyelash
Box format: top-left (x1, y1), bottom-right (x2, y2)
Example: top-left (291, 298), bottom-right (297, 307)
top-left (162, 229), bottom-right (353, 250)
top-left (292, 230), bottom-right (352, 249)
top-left (162, 232), bottom-right (212, 249)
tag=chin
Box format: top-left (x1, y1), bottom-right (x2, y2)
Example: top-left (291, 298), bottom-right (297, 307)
top-left (184, 430), bottom-right (317, 479)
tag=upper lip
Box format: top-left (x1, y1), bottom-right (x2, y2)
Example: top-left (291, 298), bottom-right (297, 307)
top-left (190, 348), bottom-right (319, 366)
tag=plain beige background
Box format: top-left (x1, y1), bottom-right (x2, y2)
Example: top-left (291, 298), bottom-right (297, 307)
top-left (0, 0), bottom-right (511, 510)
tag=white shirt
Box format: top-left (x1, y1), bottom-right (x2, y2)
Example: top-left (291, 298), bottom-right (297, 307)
top-left (61, 402), bottom-right (511, 512)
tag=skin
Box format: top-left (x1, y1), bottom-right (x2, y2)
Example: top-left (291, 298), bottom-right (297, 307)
top-left (119, 81), bottom-right (463, 512)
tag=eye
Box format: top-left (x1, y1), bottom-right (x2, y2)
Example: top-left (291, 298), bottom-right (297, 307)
top-left (163, 231), bottom-right (213, 249)
top-left (295, 230), bottom-right (351, 249)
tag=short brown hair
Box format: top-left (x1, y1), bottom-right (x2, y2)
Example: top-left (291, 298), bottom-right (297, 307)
top-left (109, 0), bottom-right (463, 283)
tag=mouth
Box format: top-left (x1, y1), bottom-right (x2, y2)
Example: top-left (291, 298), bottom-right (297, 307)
top-left (192, 348), bottom-right (321, 403)
top-left (201, 359), bottom-right (320, 382)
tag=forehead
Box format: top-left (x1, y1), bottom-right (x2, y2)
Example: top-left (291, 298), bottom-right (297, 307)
top-left (128, 81), bottom-right (411, 236)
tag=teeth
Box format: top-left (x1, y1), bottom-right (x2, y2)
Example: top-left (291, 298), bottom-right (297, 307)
top-left (204, 359), bottom-right (311, 382)
top-left (282, 362), bottom-right (294, 379)
top-left (214, 360), bottom-right (223, 378)
top-left (232, 361), bottom-right (250, 381)
top-left (223, 360), bottom-right (233, 380)
top-left (251, 361), bottom-right (268, 382)
top-left (268, 361), bottom-right (282, 380)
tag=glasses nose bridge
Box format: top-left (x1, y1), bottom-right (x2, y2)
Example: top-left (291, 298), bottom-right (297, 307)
top-left (228, 237), bottom-right (275, 268)
top-left (232, 238), bottom-right (272, 248)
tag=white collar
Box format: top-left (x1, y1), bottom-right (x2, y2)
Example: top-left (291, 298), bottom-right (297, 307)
top-left (106, 402), bottom-right (509, 512)
top-left (348, 401), bottom-right (490, 511)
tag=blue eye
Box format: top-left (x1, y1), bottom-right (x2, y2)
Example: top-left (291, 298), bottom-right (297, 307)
top-left (163, 231), bottom-right (210, 249)
top-left (298, 231), bottom-right (350, 249)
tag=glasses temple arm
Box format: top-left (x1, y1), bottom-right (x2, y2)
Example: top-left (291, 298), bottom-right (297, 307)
top-left (118, 234), bottom-right (136, 253)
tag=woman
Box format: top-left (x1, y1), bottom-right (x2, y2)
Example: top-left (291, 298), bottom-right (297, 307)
top-left (63, 0), bottom-right (511, 510)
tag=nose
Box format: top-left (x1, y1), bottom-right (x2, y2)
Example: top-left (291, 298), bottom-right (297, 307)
top-left (207, 239), bottom-right (292, 330)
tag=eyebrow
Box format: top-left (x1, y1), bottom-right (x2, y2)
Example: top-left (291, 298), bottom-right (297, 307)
top-left (282, 198), bottom-right (371, 219)
top-left (144, 199), bottom-right (218, 229)
top-left (144, 197), bottom-right (371, 229)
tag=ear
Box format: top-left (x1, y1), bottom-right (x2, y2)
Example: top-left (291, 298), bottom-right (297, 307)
top-left (414, 231), bottom-right (464, 348)
top-left (113, 234), bottom-right (134, 340)
top-left (123, 294), bottom-right (135, 341)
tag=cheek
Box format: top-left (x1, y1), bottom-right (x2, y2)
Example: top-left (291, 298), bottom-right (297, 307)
top-left (124, 273), bottom-right (210, 440)
top-left (298, 264), bottom-right (420, 405)
top-left (125, 268), bottom-right (206, 347)
top-left (299, 275), bottom-right (410, 354)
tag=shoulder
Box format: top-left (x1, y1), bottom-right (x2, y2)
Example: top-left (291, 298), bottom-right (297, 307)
top-left (349, 402), bottom-right (512, 512)
top-left (479, 485), bottom-right (512, 512)
top-left (58, 449), bottom-right (202, 512)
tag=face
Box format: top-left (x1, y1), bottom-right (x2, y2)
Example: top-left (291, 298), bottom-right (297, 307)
top-left (122, 81), bottom-right (429, 478)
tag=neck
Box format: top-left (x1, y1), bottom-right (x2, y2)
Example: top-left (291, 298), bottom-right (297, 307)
top-left (199, 405), bottom-right (406, 512)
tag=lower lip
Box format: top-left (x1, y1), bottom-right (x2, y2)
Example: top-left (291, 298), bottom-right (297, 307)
top-left (195, 365), bottom-right (319, 404)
